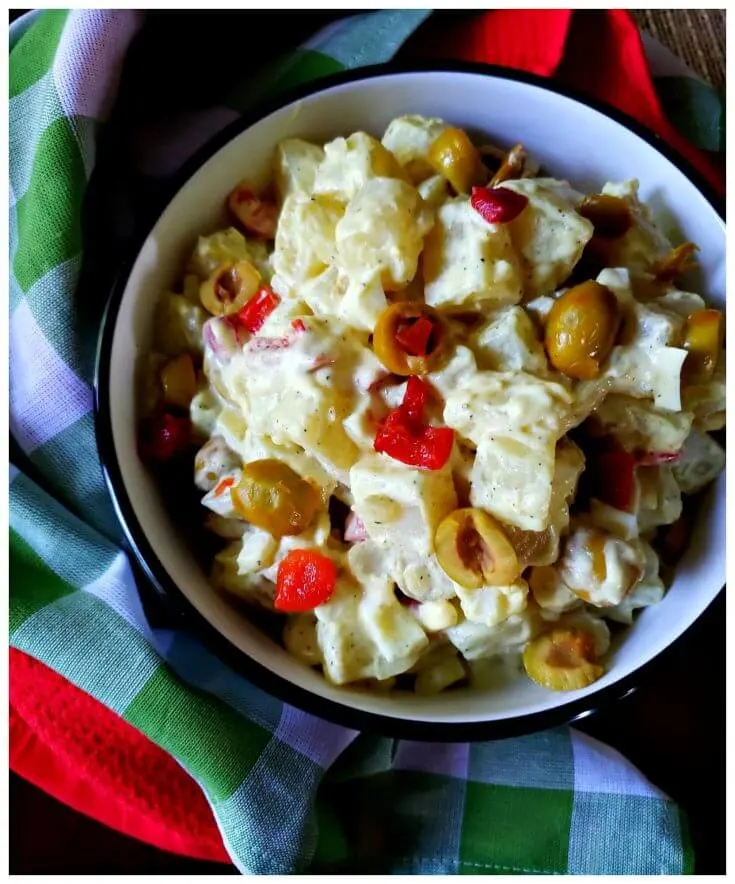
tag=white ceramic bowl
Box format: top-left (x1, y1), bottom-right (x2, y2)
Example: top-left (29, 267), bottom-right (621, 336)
top-left (96, 65), bottom-right (725, 739)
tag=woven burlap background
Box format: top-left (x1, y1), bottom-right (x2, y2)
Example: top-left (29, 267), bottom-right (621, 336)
top-left (633, 9), bottom-right (725, 91)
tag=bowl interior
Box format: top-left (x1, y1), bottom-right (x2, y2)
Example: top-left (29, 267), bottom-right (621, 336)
top-left (105, 69), bottom-right (725, 727)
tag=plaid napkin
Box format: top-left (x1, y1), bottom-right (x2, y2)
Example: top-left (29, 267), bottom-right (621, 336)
top-left (9, 10), bottom-right (704, 874)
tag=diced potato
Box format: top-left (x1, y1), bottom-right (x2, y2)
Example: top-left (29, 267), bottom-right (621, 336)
top-left (154, 293), bottom-right (207, 356)
top-left (443, 371), bottom-right (572, 531)
top-left (313, 131), bottom-right (407, 203)
top-left (381, 115), bottom-right (449, 182)
top-left (201, 470), bottom-right (242, 519)
top-left (412, 599), bottom-right (459, 632)
top-left (194, 435), bottom-right (240, 492)
top-left (349, 453), bottom-right (458, 557)
top-left (601, 180), bottom-right (673, 273)
top-left (603, 540), bottom-right (665, 625)
top-left (524, 295), bottom-right (556, 326)
top-left (274, 138), bottom-right (325, 201)
top-left (314, 578), bottom-right (429, 684)
top-left (211, 541), bottom-right (275, 610)
top-left (636, 465), bottom-right (683, 532)
top-left (203, 513), bottom-right (247, 540)
top-left (429, 344), bottom-right (479, 400)
top-left (190, 388), bottom-right (221, 438)
top-left (558, 523), bottom-right (646, 607)
top-left (443, 370), bottom-right (573, 448)
top-left (339, 273), bottom-right (389, 332)
top-left (335, 178), bottom-right (433, 291)
top-left (417, 174), bottom-right (451, 207)
top-left (505, 438), bottom-right (585, 564)
top-left (236, 524), bottom-right (279, 573)
top-left (188, 228), bottom-right (270, 280)
top-left (672, 428), bottom-right (726, 495)
top-left (423, 197), bottom-right (524, 309)
top-left (271, 194), bottom-right (343, 290)
top-left (415, 655), bottom-right (466, 694)
top-left (653, 287), bottom-right (706, 317)
top-left (604, 293), bottom-right (689, 411)
top-left (529, 565), bottom-right (581, 613)
top-left (591, 394), bottom-right (693, 455)
top-left (283, 614), bottom-right (322, 666)
top-left (595, 267), bottom-right (636, 307)
top-left (501, 178), bottom-right (594, 298)
top-left (301, 267), bottom-right (389, 334)
top-left (682, 355), bottom-right (725, 430)
top-left (470, 437), bottom-right (556, 532)
top-left (454, 579), bottom-right (529, 628)
top-left (589, 498), bottom-right (639, 541)
top-left (395, 550), bottom-right (457, 602)
top-left (297, 265), bottom-right (347, 320)
top-left (470, 305), bottom-right (547, 374)
top-left (445, 609), bottom-right (540, 661)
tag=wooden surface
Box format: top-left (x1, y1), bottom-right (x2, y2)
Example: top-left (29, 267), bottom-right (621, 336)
top-left (633, 9), bottom-right (725, 90)
top-left (9, 9), bottom-right (725, 875)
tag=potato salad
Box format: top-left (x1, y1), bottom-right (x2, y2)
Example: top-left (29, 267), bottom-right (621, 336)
top-left (139, 115), bottom-right (726, 696)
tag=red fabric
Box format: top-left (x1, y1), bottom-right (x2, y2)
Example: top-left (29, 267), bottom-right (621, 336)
top-left (9, 648), bottom-right (230, 863)
top-left (9, 9), bottom-right (724, 863)
top-left (410, 9), bottom-right (723, 191)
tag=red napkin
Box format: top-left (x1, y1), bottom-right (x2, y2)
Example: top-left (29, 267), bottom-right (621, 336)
top-left (10, 9), bottom-right (723, 863)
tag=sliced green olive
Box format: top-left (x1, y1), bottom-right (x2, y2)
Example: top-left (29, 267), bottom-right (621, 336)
top-left (427, 127), bottom-right (485, 194)
top-left (200, 259), bottom-right (261, 316)
top-left (544, 281), bottom-right (620, 380)
top-left (372, 301), bottom-right (449, 376)
top-left (435, 507), bottom-right (520, 589)
top-left (523, 627), bottom-right (603, 691)
top-left (231, 459), bottom-right (320, 537)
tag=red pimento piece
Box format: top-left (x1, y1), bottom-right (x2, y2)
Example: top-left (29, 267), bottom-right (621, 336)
top-left (395, 315), bottom-right (434, 357)
top-left (470, 185), bottom-right (529, 224)
top-left (213, 476), bottom-right (236, 497)
top-left (236, 285), bottom-right (280, 333)
top-left (291, 318), bottom-right (308, 332)
top-left (400, 376), bottom-right (432, 423)
top-left (374, 377), bottom-right (454, 470)
top-left (138, 413), bottom-right (191, 462)
top-left (375, 413), bottom-right (454, 471)
top-left (592, 449), bottom-right (637, 512)
top-left (227, 184), bottom-right (278, 239)
top-left (275, 549), bottom-right (338, 612)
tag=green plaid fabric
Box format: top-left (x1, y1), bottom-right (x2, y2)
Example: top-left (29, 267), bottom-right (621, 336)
top-left (9, 10), bottom-right (695, 874)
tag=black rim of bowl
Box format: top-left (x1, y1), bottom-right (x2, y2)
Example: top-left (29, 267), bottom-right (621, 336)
top-left (94, 61), bottom-right (725, 742)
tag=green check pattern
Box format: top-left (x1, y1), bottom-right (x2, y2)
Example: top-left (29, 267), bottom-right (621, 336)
top-left (10, 10), bottom-right (695, 874)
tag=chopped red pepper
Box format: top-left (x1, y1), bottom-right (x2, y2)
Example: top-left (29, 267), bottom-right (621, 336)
top-left (401, 376), bottom-right (432, 423)
top-left (275, 549), bottom-right (337, 612)
top-left (591, 449), bottom-right (637, 512)
top-left (375, 412), bottom-right (454, 470)
top-left (395, 315), bottom-right (434, 357)
top-left (636, 451), bottom-right (681, 467)
top-left (291, 318), bottom-right (308, 332)
top-left (236, 285), bottom-right (280, 333)
top-left (471, 185), bottom-right (529, 224)
top-left (138, 413), bottom-right (191, 462)
top-left (213, 476), bottom-right (236, 497)
top-left (374, 378), bottom-right (453, 470)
